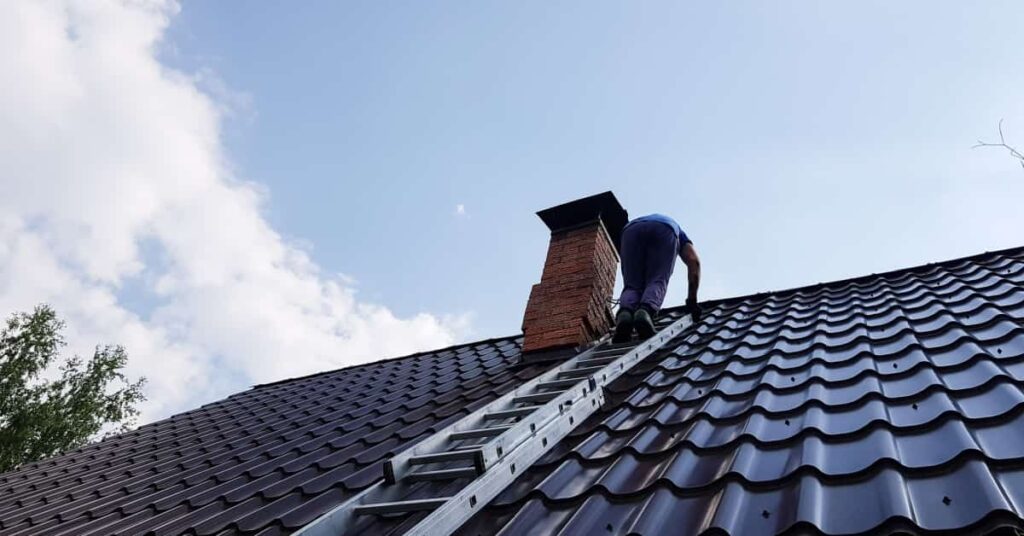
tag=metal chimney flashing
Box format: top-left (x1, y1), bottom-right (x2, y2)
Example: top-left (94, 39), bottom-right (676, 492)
top-left (535, 191), bottom-right (628, 253)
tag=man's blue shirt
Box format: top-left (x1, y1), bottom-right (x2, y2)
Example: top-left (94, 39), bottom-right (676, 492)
top-left (627, 214), bottom-right (691, 251)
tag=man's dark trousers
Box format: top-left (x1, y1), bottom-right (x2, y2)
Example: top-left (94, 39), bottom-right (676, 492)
top-left (618, 220), bottom-right (678, 314)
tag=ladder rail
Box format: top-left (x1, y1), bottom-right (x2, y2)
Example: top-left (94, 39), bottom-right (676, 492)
top-left (295, 314), bottom-right (695, 536)
top-left (404, 377), bottom-right (611, 536)
top-left (382, 334), bottom-right (615, 485)
top-left (291, 335), bottom-right (614, 536)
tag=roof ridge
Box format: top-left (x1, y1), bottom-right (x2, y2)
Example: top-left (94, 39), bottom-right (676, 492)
top-left (252, 245), bottom-right (1023, 393)
top-left (249, 332), bottom-right (523, 390)
top-left (660, 244), bottom-right (1024, 315)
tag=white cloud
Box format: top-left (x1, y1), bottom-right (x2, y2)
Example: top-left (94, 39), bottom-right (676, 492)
top-left (0, 0), bottom-right (468, 422)
top-left (455, 204), bottom-right (467, 217)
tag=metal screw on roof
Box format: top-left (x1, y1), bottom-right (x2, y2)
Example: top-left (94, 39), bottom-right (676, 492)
top-left (912, 403), bottom-right (919, 410)
top-left (784, 419), bottom-right (791, 426)
top-left (943, 496), bottom-right (952, 505)
top-left (762, 509), bottom-right (771, 519)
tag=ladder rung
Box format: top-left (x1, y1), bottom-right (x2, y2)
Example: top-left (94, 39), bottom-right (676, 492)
top-left (405, 467), bottom-right (478, 482)
top-left (354, 497), bottom-right (449, 516)
top-left (576, 355), bottom-right (619, 366)
top-left (592, 348), bottom-right (629, 357)
top-left (291, 314), bottom-right (693, 536)
top-left (513, 391), bottom-right (562, 404)
top-left (537, 378), bottom-right (581, 390)
top-left (558, 365), bottom-right (605, 379)
top-left (449, 425), bottom-right (513, 441)
top-left (484, 406), bottom-right (542, 420)
top-left (408, 449), bottom-right (482, 466)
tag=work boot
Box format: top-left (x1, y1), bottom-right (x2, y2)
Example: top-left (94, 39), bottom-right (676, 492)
top-left (634, 307), bottom-right (656, 340)
top-left (612, 309), bottom-right (634, 343)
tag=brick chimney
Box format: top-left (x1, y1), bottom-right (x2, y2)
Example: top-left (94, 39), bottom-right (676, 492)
top-left (521, 192), bottom-right (628, 356)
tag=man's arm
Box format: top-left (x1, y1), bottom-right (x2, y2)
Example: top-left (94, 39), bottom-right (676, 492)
top-left (680, 242), bottom-right (701, 303)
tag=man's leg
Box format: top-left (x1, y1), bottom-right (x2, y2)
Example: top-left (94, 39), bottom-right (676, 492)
top-left (614, 224), bottom-right (645, 342)
top-left (637, 223), bottom-right (678, 330)
top-left (617, 224), bottom-right (646, 311)
top-left (630, 226), bottom-right (679, 340)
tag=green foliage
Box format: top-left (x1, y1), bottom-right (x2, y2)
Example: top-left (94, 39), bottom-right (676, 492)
top-left (0, 305), bottom-right (146, 473)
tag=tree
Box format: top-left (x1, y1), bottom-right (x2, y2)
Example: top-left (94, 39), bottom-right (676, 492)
top-left (974, 119), bottom-right (1024, 171)
top-left (0, 305), bottom-right (145, 472)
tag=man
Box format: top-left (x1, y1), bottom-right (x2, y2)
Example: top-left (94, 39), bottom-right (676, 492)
top-left (613, 213), bottom-right (701, 343)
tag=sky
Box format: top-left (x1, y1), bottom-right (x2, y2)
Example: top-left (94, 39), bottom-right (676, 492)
top-left (2, 1), bottom-right (1024, 423)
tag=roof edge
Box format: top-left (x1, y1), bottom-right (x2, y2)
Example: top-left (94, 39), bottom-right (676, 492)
top-left (680, 244), bottom-right (1024, 314)
top-left (249, 333), bottom-right (523, 391)
top-left (252, 244), bottom-right (1024, 393)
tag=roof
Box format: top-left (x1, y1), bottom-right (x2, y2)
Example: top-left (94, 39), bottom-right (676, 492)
top-left (457, 246), bottom-right (1024, 535)
top-left (0, 336), bottom-right (550, 536)
top-left (1, 246), bottom-right (1023, 535)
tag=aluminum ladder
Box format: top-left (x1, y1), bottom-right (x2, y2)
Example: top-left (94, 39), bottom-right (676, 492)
top-left (295, 313), bottom-right (694, 536)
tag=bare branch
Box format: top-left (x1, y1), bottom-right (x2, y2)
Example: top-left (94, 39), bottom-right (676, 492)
top-left (974, 119), bottom-right (1024, 171)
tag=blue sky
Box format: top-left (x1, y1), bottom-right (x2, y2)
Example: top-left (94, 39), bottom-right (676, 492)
top-left (164, 1), bottom-right (1024, 339)
top-left (4, 1), bottom-right (1024, 421)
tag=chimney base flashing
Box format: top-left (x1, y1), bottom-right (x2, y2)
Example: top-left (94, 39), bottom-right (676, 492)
top-left (517, 344), bottom-right (578, 365)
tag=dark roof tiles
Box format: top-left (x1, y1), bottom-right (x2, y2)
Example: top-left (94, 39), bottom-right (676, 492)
top-left (3, 247), bottom-right (1024, 535)
top-left (459, 247), bottom-right (1024, 535)
top-left (0, 335), bottom-right (549, 535)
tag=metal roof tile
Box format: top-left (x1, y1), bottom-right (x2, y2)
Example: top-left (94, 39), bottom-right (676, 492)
top-left (0, 332), bottom-right (553, 535)
top-left (6, 248), bottom-right (1024, 535)
top-left (459, 247), bottom-right (1024, 535)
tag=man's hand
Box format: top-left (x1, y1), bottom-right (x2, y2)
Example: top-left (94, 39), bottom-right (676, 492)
top-left (686, 297), bottom-right (702, 322)
top-left (680, 243), bottom-right (701, 321)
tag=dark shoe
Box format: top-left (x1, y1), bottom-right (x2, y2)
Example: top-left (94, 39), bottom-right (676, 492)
top-left (634, 308), bottom-right (656, 339)
top-left (612, 309), bottom-right (634, 343)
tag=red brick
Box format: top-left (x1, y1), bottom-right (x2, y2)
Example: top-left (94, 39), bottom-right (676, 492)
top-left (522, 220), bottom-right (617, 354)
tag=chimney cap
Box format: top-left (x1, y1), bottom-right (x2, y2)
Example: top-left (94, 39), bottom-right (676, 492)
top-left (536, 191), bottom-right (628, 252)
